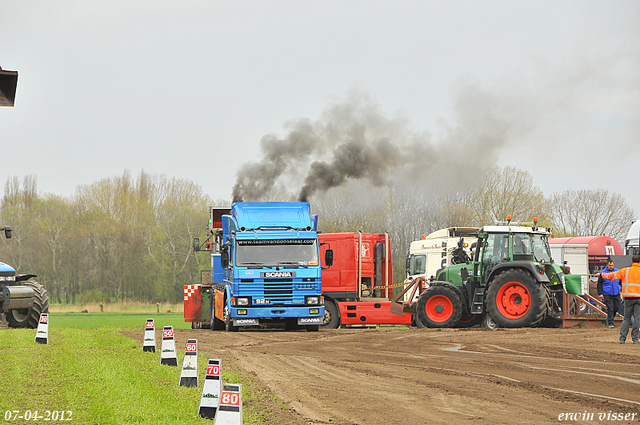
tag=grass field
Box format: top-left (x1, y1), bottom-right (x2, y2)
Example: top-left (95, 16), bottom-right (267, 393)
top-left (49, 302), bottom-right (184, 314)
top-left (48, 312), bottom-right (192, 329)
top-left (0, 314), bottom-right (267, 424)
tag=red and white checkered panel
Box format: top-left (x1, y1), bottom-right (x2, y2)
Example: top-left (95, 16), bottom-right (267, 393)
top-left (184, 284), bottom-right (200, 301)
top-left (183, 284), bottom-right (203, 323)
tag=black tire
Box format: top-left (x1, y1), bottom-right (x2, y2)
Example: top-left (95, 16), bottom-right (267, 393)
top-left (455, 314), bottom-right (483, 328)
top-left (210, 285), bottom-right (225, 330)
top-left (482, 313), bottom-right (499, 329)
top-left (413, 302), bottom-right (428, 328)
top-left (6, 281), bottom-right (49, 329)
top-left (416, 286), bottom-right (463, 328)
top-left (321, 299), bottom-right (340, 329)
top-left (224, 298), bottom-right (238, 332)
top-left (486, 269), bottom-right (547, 328)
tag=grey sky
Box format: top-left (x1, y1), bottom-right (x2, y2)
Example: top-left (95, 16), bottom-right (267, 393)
top-left (1, 1), bottom-right (639, 215)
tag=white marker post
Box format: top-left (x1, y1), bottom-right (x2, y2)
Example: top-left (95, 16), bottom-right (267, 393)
top-left (160, 326), bottom-right (178, 366)
top-left (214, 384), bottom-right (243, 425)
top-left (143, 318), bottom-right (156, 353)
top-left (198, 359), bottom-right (222, 419)
top-left (179, 338), bottom-right (198, 387)
top-left (34, 313), bottom-right (49, 344)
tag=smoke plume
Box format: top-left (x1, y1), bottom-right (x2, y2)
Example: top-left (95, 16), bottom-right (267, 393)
top-left (232, 87), bottom-right (517, 203)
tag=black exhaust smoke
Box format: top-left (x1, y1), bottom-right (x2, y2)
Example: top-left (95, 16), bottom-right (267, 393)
top-left (231, 87), bottom-right (513, 203)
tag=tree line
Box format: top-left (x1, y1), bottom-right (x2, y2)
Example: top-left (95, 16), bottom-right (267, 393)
top-left (0, 167), bottom-right (635, 303)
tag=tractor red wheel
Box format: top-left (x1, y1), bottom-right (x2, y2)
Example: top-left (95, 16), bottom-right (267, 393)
top-left (416, 285), bottom-right (463, 328)
top-left (495, 281), bottom-right (532, 319)
top-left (425, 295), bottom-right (453, 322)
top-left (486, 269), bottom-right (547, 328)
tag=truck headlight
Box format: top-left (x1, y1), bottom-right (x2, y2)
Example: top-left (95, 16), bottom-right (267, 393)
top-left (236, 297), bottom-right (250, 306)
top-left (305, 296), bottom-right (320, 305)
top-left (310, 308), bottom-right (320, 315)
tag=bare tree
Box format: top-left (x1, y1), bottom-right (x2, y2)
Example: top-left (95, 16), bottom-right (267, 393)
top-left (469, 166), bottom-right (550, 226)
top-left (549, 188), bottom-right (635, 242)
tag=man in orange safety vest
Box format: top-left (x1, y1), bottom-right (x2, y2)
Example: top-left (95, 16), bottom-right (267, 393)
top-left (599, 255), bottom-right (640, 344)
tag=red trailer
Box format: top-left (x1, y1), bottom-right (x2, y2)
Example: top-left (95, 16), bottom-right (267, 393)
top-left (549, 235), bottom-right (623, 298)
top-left (319, 232), bottom-right (413, 328)
top-left (549, 236), bottom-right (623, 274)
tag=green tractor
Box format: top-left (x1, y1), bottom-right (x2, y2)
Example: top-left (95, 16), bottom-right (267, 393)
top-left (415, 219), bottom-right (567, 328)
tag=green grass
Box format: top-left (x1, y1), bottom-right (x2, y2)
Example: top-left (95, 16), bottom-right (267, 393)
top-left (0, 315), bottom-right (269, 424)
top-left (48, 312), bottom-right (191, 329)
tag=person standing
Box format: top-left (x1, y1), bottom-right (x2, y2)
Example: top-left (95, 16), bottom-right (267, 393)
top-left (600, 255), bottom-right (640, 344)
top-left (598, 259), bottom-right (624, 328)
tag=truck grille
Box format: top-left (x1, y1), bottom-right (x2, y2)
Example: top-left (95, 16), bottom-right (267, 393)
top-left (263, 280), bottom-right (293, 302)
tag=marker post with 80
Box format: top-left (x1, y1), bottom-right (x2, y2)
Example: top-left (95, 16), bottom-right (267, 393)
top-left (213, 384), bottom-right (243, 425)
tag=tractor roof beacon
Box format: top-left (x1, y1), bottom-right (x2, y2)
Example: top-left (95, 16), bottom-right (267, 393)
top-left (415, 218), bottom-right (568, 329)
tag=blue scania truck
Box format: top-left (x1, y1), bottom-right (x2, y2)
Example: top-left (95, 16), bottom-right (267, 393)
top-left (185, 202), bottom-right (328, 331)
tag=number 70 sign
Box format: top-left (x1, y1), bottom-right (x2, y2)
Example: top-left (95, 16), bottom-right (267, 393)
top-left (206, 365), bottom-right (220, 376)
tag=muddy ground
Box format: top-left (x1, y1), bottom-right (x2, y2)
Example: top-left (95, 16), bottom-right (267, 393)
top-left (148, 325), bottom-right (640, 424)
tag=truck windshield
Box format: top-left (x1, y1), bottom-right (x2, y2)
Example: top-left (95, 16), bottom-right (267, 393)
top-left (408, 254), bottom-right (426, 275)
top-left (235, 239), bottom-right (319, 267)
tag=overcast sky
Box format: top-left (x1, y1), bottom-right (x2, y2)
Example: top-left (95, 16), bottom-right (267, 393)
top-left (1, 1), bottom-right (639, 215)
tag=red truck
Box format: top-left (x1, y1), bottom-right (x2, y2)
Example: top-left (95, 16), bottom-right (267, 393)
top-left (319, 232), bottom-right (413, 328)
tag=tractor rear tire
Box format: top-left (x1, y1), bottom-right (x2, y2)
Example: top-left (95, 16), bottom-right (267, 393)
top-left (6, 281), bottom-right (49, 329)
top-left (321, 299), bottom-right (340, 329)
top-left (210, 285), bottom-right (226, 330)
top-left (416, 286), bottom-right (463, 328)
top-left (486, 269), bottom-right (547, 328)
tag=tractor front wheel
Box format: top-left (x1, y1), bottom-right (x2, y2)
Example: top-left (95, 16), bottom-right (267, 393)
top-left (416, 286), bottom-right (463, 328)
top-left (486, 269), bottom-right (547, 328)
top-left (6, 281), bottom-right (49, 329)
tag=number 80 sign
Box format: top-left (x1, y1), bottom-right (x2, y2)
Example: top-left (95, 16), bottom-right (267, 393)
top-left (220, 391), bottom-right (240, 406)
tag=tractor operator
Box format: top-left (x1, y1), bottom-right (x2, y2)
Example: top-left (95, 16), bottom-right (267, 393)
top-left (599, 255), bottom-right (640, 344)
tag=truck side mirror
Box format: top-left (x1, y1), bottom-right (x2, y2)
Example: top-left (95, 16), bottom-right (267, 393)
top-left (324, 249), bottom-right (333, 267)
top-left (193, 237), bottom-right (200, 251)
top-left (221, 245), bottom-right (229, 268)
top-left (3, 227), bottom-right (12, 239)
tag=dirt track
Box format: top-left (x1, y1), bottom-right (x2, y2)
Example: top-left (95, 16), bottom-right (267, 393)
top-left (167, 326), bottom-right (640, 424)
